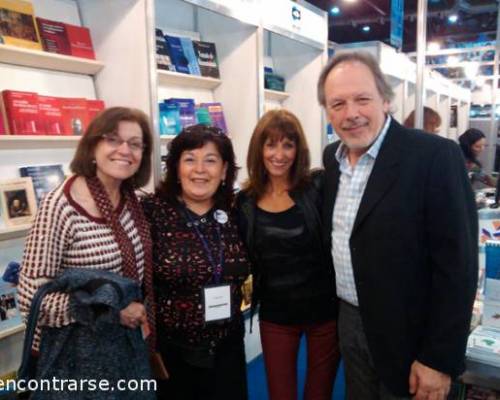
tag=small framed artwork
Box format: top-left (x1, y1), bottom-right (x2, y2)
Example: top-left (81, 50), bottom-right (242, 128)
top-left (0, 177), bottom-right (37, 226)
top-left (0, 282), bottom-right (22, 334)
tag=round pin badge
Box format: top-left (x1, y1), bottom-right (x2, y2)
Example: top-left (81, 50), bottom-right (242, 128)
top-left (213, 209), bottom-right (228, 224)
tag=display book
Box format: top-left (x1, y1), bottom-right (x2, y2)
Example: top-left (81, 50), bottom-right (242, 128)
top-left (0, 163), bottom-right (64, 228)
top-left (156, 28), bottom-right (220, 78)
top-left (159, 98), bottom-right (227, 136)
top-left (466, 240), bottom-right (500, 367)
top-left (0, 0), bottom-right (95, 59)
top-left (0, 90), bottom-right (105, 135)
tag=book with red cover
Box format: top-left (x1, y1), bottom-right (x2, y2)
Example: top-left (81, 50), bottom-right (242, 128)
top-left (0, 110), bottom-right (6, 134)
top-left (60, 97), bottom-right (89, 136)
top-left (2, 90), bottom-right (40, 135)
top-left (38, 95), bottom-right (64, 135)
top-left (36, 17), bottom-right (71, 55)
top-left (87, 99), bottom-right (105, 122)
top-left (65, 23), bottom-right (95, 59)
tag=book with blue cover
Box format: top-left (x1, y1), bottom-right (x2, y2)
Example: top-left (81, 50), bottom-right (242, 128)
top-left (485, 240), bottom-right (500, 301)
top-left (179, 37), bottom-right (201, 76)
top-left (193, 40), bottom-right (220, 78)
top-left (19, 164), bottom-right (65, 205)
top-left (165, 98), bottom-right (196, 130)
top-left (165, 35), bottom-right (189, 74)
top-left (155, 28), bottom-right (175, 71)
top-left (159, 102), bottom-right (181, 135)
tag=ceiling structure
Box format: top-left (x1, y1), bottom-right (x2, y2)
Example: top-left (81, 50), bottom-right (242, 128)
top-left (306, 0), bottom-right (499, 90)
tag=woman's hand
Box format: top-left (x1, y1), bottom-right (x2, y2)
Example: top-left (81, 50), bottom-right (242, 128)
top-left (120, 301), bottom-right (147, 329)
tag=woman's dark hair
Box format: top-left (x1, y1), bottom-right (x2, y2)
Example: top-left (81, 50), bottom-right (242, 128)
top-left (403, 107), bottom-right (442, 133)
top-left (70, 107), bottom-right (153, 188)
top-left (458, 128), bottom-right (486, 167)
top-left (244, 109), bottom-right (310, 199)
top-left (159, 124), bottom-right (238, 209)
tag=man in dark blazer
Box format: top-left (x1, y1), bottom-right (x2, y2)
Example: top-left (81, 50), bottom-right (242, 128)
top-left (318, 52), bottom-right (478, 399)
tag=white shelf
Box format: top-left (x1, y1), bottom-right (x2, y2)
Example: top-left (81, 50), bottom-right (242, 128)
top-left (264, 89), bottom-right (290, 102)
top-left (0, 135), bottom-right (81, 149)
top-left (0, 44), bottom-right (104, 75)
top-left (160, 135), bottom-right (177, 143)
top-left (0, 224), bottom-right (31, 241)
top-left (157, 70), bottom-right (222, 90)
top-left (0, 323), bottom-right (25, 340)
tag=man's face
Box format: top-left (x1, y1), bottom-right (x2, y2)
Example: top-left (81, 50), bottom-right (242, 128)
top-left (323, 61), bottom-right (390, 157)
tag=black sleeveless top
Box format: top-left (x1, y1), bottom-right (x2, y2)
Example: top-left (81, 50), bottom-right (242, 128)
top-left (255, 204), bottom-right (334, 324)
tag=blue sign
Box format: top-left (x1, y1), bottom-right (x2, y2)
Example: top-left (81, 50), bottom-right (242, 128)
top-left (390, 0), bottom-right (404, 50)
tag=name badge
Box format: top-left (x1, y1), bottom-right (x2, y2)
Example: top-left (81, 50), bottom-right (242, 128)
top-left (203, 284), bottom-right (231, 322)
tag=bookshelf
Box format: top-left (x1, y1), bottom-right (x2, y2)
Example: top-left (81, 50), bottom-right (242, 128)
top-left (0, 324), bottom-right (25, 341)
top-left (158, 70), bottom-right (222, 90)
top-left (0, 44), bottom-right (104, 76)
top-left (264, 89), bottom-right (290, 102)
top-left (0, 136), bottom-right (81, 150)
top-left (0, 225), bottom-right (31, 241)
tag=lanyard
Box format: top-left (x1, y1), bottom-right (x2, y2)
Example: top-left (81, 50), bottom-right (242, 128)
top-left (183, 208), bottom-right (225, 284)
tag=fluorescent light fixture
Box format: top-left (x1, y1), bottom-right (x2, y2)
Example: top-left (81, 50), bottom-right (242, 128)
top-left (362, 25), bottom-right (370, 32)
top-left (427, 42), bottom-right (440, 52)
top-left (343, 0), bottom-right (358, 3)
top-left (330, 6), bottom-right (340, 15)
top-left (448, 14), bottom-right (458, 23)
top-left (447, 55), bottom-right (460, 67)
top-left (464, 62), bottom-right (479, 79)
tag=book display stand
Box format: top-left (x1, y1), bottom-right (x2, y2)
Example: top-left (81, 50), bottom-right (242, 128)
top-left (0, 0), bottom-right (328, 379)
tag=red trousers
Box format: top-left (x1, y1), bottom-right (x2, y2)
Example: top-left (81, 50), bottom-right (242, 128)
top-left (259, 320), bottom-right (340, 400)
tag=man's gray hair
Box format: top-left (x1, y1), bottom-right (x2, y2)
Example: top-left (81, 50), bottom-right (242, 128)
top-left (317, 51), bottom-right (395, 106)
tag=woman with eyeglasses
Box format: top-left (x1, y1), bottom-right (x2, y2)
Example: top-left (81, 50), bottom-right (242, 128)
top-left (142, 124), bottom-right (251, 400)
top-left (18, 107), bottom-right (156, 396)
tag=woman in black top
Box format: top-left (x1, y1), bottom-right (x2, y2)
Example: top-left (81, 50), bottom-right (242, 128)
top-left (237, 110), bottom-right (339, 400)
top-left (458, 128), bottom-right (495, 188)
top-left (142, 125), bottom-right (251, 400)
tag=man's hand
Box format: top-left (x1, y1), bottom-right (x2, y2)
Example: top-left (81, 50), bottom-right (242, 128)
top-left (119, 301), bottom-right (147, 329)
top-left (409, 361), bottom-right (451, 400)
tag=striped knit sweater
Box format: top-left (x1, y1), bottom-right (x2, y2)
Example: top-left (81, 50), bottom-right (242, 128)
top-left (18, 175), bottom-right (145, 351)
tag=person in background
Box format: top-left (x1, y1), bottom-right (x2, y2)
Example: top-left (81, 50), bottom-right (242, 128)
top-left (142, 124), bottom-right (251, 400)
top-left (318, 51), bottom-right (477, 400)
top-left (403, 106), bottom-right (442, 134)
top-left (459, 128), bottom-right (495, 188)
top-left (17, 107), bottom-right (156, 388)
top-left (237, 109), bottom-right (339, 400)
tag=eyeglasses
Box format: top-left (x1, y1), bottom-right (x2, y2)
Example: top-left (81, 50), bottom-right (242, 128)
top-left (101, 133), bottom-right (146, 152)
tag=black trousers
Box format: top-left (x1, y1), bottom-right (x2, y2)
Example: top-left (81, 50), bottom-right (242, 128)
top-left (338, 300), bottom-right (411, 400)
top-left (156, 335), bottom-right (248, 400)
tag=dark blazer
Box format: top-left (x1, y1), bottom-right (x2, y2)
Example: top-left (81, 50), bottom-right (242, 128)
top-left (322, 118), bottom-right (478, 396)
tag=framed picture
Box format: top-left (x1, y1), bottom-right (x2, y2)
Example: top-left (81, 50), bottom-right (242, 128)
top-left (0, 282), bottom-right (22, 333)
top-left (0, 177), bottom-right (37, 226)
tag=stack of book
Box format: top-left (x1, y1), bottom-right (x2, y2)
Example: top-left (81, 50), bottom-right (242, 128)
top-left (159, 98), bottom-right (227, 136)
top-left (466, 240), bottom-right (500, 367)
top-left (466, 325), bottom-right (500, 367)
top-left (0, 0), bottom-right (95, 59)
top-left (155, 28), bottom-right (220, 78)
top-left (0, 90), bottom-right (105, 135)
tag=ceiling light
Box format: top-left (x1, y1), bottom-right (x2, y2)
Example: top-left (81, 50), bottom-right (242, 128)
top-left (476, 77), bottom-right (485, 87)
top-left (343, 0), bottom-right (358, 3)
top-left (427, 42), bottom-right (440, 52)
top-left (464, 62), bottom-right (479, 79)
top-left (448, 14), bottom-right (458, 23)
top-left (330, 6), bottom-right (340, 15)
top-left (447, 55), bottom-right (460, 67)
top-left (362, 25), bottom-right (370, 32)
